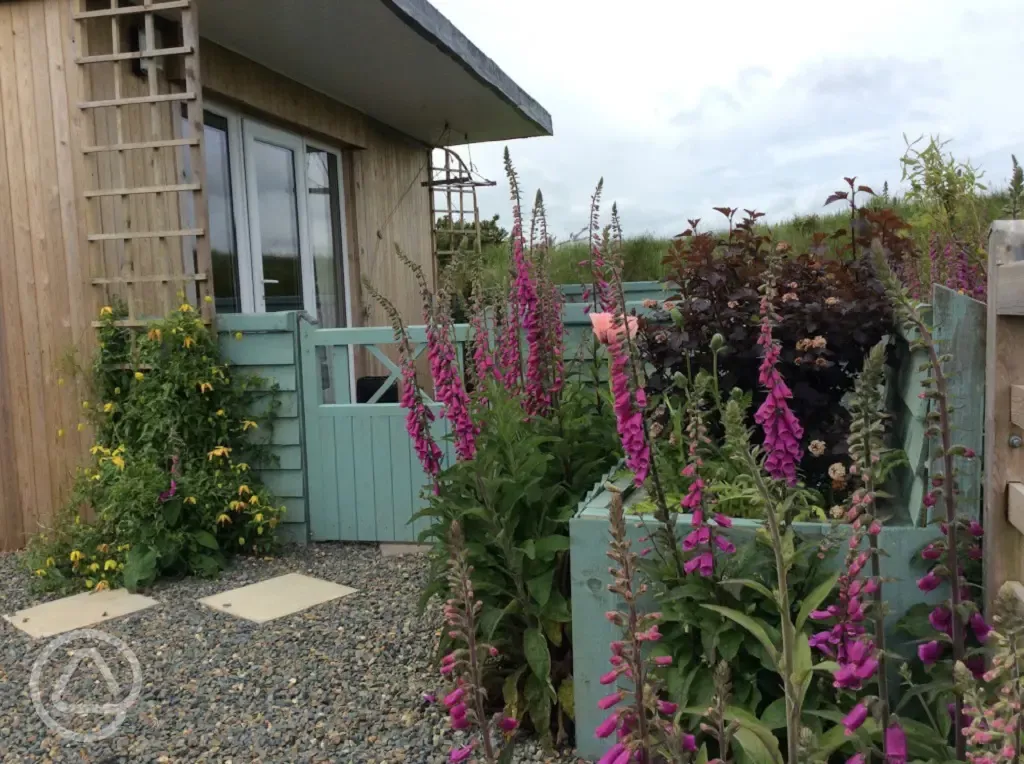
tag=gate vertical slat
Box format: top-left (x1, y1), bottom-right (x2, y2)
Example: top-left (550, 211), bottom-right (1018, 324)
top-left (336, 417), bottom-right (357, 540)
top-left (390, 415), bottom-right (416, 537)
top-left (299, 319), bottom-right (327, 541)
top-left (373, 416), bottom-right (396, 540)
top-left (353, 416), bottom-right (377, 541)
top-left (318, 417), bottom-right (340, 540)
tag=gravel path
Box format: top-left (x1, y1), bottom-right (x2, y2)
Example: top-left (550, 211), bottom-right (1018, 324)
top-left (0, 544), bottom-right (582, 763)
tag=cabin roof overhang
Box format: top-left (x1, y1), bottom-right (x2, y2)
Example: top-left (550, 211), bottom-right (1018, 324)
top-left (196, 0), bottom-right (552, 146)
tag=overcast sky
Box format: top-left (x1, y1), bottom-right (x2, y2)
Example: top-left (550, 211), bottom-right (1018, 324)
top-left (431, 0), bottom-right (1024, 240)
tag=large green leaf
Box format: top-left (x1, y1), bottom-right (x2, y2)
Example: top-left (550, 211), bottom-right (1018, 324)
top-left (720, 577), bottom-right (775, 603)
top-left (556, 678), bottom-right (574, 720)
top-left (533, 534), bottom-right (570, 561)
top-left (523, 627), bottom-right (551, 681)
top-left (760, 697), bottom-right (787, 730)
top-left (702, 604), bottom-right (778, 665)
top-left (122, 546), bottom-right (158, 592)
top-left (795, 571), bottom-right (840, 631)
top-left (192, 530), bottom-right (219, 550)
top-left (733, 724), bottom-right (784, 764)
top-left (527, 569), bottom-right (555, 608)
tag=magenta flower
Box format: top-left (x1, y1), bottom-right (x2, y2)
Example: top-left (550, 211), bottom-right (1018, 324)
top-left (917, 569), bottom-right (942, 592)
top-left (498, 716), bottom-right (519, 732)
top-left (595, 712), bottom-right (619, 738)
top-left (918, 640), bottom-right (942, 664)
top-left (754, 298), bottom-right (803, 485)
top-left (599, 692), bottom-right (624, 710)
top-left (449, 744), bottom-right (474, 763)
top-left (681, 733), bottom-right (697, 752)
top-left (607, 337), bottom-right (649, 485)
top-left (847, 754), bottom-right (866, 764)
top-left (884, 722), bottom-right (907, 764)
top-left (921, 543), bottom-right (943, 560)
top-left (158, 478), bottom-right (177, 503)
top-left (598, 743), bottom-right (627, 764)
top-left (400, 354), bottom-right (444, 482)
top-left (843, 703), bottom-right (869, 735)
top-left (929, 606), bottom-right (952, 634)
top-left (970, 611), bottom-right (991, 642)
top-left (653, 655), bottom-right (672, 667)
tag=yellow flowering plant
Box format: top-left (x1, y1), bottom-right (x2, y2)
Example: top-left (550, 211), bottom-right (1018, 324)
top-left (27, 302), bottom-right (284, 593)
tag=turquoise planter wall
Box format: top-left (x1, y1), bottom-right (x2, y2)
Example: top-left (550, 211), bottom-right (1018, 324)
top-left (560, 281), bottom-right (669, 305)
top-left (570, 479), bottom-right (942, 760)
top-left (216, 312), bottom-right (308, 544)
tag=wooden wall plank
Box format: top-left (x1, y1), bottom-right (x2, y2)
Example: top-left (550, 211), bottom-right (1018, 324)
top-left (984, 222), bottom-right (1024, 611)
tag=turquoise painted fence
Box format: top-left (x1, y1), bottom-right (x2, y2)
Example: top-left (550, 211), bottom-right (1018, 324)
top-left (216, 312), bottom-right (307, 544)
top-left (560, 280), bottom-right (668, 305)
top-left (298, 321), bottom-right (470, 542)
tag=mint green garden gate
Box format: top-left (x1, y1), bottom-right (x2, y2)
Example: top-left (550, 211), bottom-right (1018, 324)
top-left (298, 320), bottom-right (469, 542)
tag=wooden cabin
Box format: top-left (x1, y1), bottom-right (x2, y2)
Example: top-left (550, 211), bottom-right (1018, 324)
top-left (0, 0), bottom-right (551, 550)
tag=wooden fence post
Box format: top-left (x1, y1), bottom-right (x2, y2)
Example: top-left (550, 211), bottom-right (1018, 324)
top-left (984, 221), bottom-right (1024, 611)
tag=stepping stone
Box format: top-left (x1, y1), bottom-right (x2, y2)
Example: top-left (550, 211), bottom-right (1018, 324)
top-left (198, 573), bottom-right (356, 624)
top-left (379, 543), bottom-right (428, 557)
top-left (4, 589), bottom-right (159, 639)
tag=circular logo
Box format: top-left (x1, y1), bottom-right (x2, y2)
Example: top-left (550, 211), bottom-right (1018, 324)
top-left (29, 628), bottom-right (142, 743)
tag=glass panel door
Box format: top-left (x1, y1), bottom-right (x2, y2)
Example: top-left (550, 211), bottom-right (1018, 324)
top-left (242, 121), bottom-right (313, 313)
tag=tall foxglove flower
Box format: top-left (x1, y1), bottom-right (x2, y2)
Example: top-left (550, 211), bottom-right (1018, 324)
top-left (754, 254), bottom-right (803, 485)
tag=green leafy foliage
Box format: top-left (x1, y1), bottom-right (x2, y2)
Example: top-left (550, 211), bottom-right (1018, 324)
top-left (415, 381), bottom-right (619, 743)
top-left (27, 304), bottom-right (285, 592)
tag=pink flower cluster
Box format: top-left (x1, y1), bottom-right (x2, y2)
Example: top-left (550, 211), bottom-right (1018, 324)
top-left (680, 466), bottom-right (735, 577)
top-left (158, 454), bottom-right (179, 503)
top-left (810, 491), bottom-right (880, 690)
top-left (426, 314), bottom-right (476, 462)
top-left (400, 351), bottom-right (444, 484)
top-left (591, 313), bottom-right (649, 485)
top-left (753, 307), bottom-right (804, 485)
top-left (916, 517), bottom-right (989, 674)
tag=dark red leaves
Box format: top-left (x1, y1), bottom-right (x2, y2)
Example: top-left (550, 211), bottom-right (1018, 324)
top-left (824, 191), bottom-right (849, 206)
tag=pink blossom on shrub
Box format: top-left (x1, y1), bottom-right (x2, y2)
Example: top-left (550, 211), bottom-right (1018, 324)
top-left (754, 293), bottom-right (804, 485)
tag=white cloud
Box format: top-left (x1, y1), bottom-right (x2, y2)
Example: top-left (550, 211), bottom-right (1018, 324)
top-left (431, 0), bottom-right (1024, 238)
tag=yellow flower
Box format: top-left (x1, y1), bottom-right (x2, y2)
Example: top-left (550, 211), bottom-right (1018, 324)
top-left (148, 327), bottom-right (162, 342)
top-left (97, 544), bottom-right (110, 554)
top-left (183, 336), bottom-right (195, 349)
top-left (77, 423), bottom-right (85, 432)
top-left (257, 526), bottom-right (264, 535)
top-left (207, 445), bottom-right (231, 460)
top-left (216, 514), bottom-right (232, 525)
top-left (110, 455), bottom-right (125, 470)
top-left (45, 557), bottom-right (55, 568)
top-left (238, 537), bottom-right (245, 546)
top-left (229, 500), bottom-right (245, 511)
top-left (184, 496), bottom-right (197, 505)
top-left (103, 402), bottom-right (115, 413)
top-left (114, 387), bottom-right (121, 395)
top-left (88, 562), bottom-right (100, 573)
top-left (204, 295), bottom-right (213, 304)
top-left (249, 495), bottom-right (260, 506)
top-left (179, 303), bottom-right (193, 313)
top-left (241, 420), bottom-right (258, 431)
top-left (134, 371), bottom-right (145, 381)
top-left (238, 484), bottom-right (251, 496)
top-left (254, 513), bottom-right (263, 523)
top-left (82, 401), bottom-right (90, 410)
top-left (104, 559), bottom-right (117, 571)
top-left (57, 428), bottom-right (64, 438)
top-left (117, 543), bottom-right (131, 552)
top-left (236, 463), bottom-right (249, 472)
top-left (100, 306), bottom-right (113, 317)
top-left (216, 409), bottom-right (225, 417)
top-left (89, 473), bottom-right (101, 481)
top-left (269, 518), bottom-right (279, 529)
top-left (198, 382), bottom-right (213, 394)
top-left (234, 332), bottom-right (243, 341)
top-left (35, 569), bottom-right (46, 577)
top-left (58, 377), bottom-right (65, 387)
top-left (85, 579), bottom-right (95, 589)
top-left (95, 580), bottom-right (110, 592)
top-left (70, 550), bottom-right (84, 562)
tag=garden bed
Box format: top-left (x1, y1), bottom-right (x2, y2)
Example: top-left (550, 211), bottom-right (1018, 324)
top-left (569, 476), bottom-right (943, 760)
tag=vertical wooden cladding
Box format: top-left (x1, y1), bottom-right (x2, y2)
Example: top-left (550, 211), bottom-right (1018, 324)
top-left (0, 0), bottom-right (90, 550)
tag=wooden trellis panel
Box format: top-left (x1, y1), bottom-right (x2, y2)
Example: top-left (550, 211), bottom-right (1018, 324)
top-left (73, 0), bottom-right (211, 324)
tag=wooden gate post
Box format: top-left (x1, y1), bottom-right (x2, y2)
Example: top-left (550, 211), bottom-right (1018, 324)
top-left (984, 221), bottom-right (1024, 611)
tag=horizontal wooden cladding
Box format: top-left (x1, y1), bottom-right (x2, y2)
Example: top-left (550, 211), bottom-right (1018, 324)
top-left (87, 227), bottom-right (204, 241)
top-left (79, 91), bottom-right (196, 109)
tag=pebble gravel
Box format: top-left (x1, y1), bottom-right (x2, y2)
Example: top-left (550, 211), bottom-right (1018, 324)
top-left (0, 543), bottom-right (582, 763)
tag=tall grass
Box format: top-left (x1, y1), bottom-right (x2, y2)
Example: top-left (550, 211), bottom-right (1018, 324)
top-left (475, 189), bottom-right (1011, 289)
